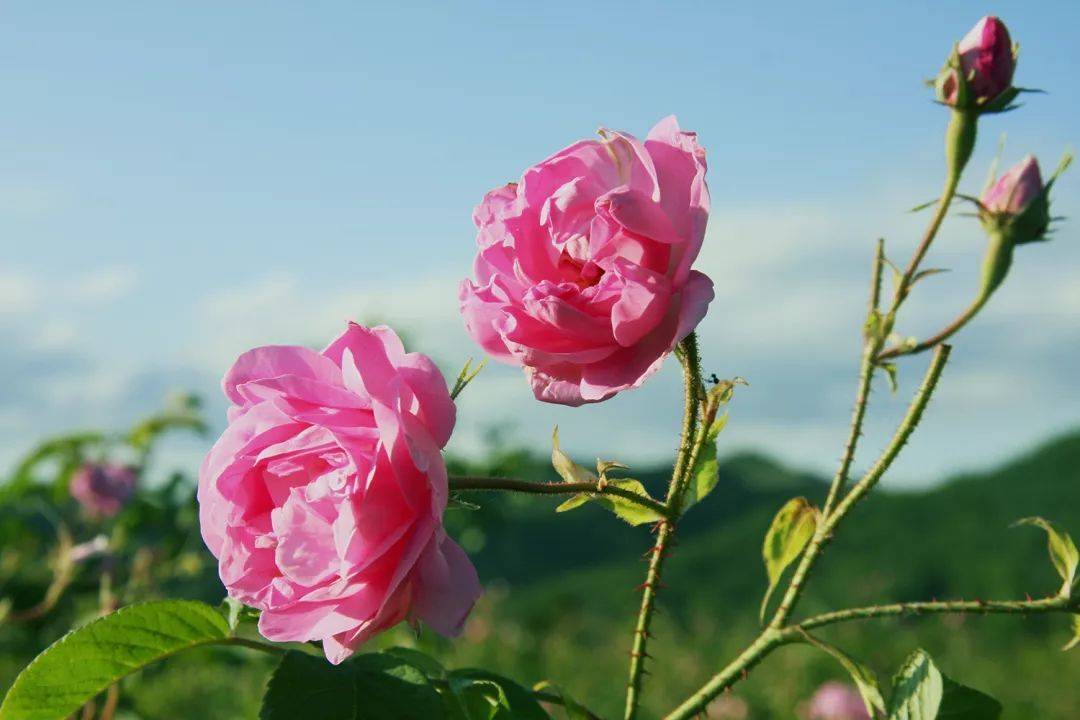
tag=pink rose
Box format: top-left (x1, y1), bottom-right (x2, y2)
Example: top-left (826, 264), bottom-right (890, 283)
top-left (940, 16), bottom-right (1015, 106)
top-left (198, 322), bottom-right (481, 664)
top-left (459, 116), bottom-right (714, 406)
top-left (981, 154), bottom-right (1042, 215)
top-left (807, 682), bottom-right (870, 720)
top-left (70, 463), bottom-right (137, 518)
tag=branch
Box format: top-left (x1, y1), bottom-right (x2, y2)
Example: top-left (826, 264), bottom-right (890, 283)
top-left (448, 476), bottom-right (672, 520)
top-left (823, 239), bottom-right (886, 516)
top-left (798, 595), bottom-right (1079, 632)
top-left (624, 333), bottom-right (703, 720)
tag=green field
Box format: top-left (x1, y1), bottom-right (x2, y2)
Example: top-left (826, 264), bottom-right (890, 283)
top-left (3, 432), bottom-right (1079, 718)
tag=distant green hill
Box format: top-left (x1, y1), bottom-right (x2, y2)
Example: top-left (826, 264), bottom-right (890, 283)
top-left (434, 432), bottom-right (1080, 719)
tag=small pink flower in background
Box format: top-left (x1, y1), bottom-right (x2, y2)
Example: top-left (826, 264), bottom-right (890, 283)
top-left (70, 463), bottom-right (137, 518)
top-left (982, 154), bottom-right (1043, 215)
top-left (198, 322), bottom-right (482, 663)
top-left (940, 16), bottom-right (1015, 106)
top-left (807, 681), bottom-right (870, 720)
top-left (460, 116), bottom-right (714, 406)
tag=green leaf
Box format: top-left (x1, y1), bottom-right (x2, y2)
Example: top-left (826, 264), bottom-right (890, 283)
top-left (1062, 614), bottom-right (1080, 652)
top-left (533, 681), bottom-right (595, 720)
top-left (799, 631), bottom-right (885, 718)
top-left (555, 478), bottom-right (662, 526)
top-left (443, 670), bottom-right (550, 720)
top-left (682, 413), bottom-right (729, 512)
top-left (551, 428), bottom-right (662, 526)
top-left (938, 678), bottom-right (1002, 719)
top-left (384, 646), bottom-right (447, 679)
top-left (0, 600), bottom-right (231, 720)
top-left (450, 358), bottom-right (487, 401)
top-left (551, 427), bottom-right (597, 485)
top-left (887, 649), bottom-right (943, 719)
top-left (759, 497), bottom-right (818, 622)
top-left (1013, 517), bottom-right (1078, 597)
top-left (261, 651), bottom-right (444, 720)
top-left (887, 649), bottom-right (1001, 720)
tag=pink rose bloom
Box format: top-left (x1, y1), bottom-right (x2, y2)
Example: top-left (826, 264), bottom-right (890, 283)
top-left (940, 16), bottom-right (1015, 106)
top-left (807, 682), bottom-right (870, 720)
top-left (70, 463), bottom-right (137, 518)
top-left (982, 154), bottom-right (1043, 215)
top-left (198, 322), bottom-right (481, 663)
top-left (459, 116), bottom-right (714, 406)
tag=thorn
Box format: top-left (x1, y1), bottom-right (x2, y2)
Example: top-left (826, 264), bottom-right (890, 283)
top-left (633, 628), bottom-right (653, 638)
top-left (1025, 592), bottom-right (1033, 602)
top-left (741, 668), bottom-right (749, 682)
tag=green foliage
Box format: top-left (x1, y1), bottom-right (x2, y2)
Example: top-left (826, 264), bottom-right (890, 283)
top-left (533, 681), bottom-right (596, 720)
top-left (887, 650), bottom-right (943, 719)
top-left (443, 669), bottom-right (550, 720)
top-left (260, 651), bottom-right (444, 720)
top-left (1012, 517), bottom-right (1078, 597)
top-left (0, 600), bottom-right (231, 720)
top-left (1063, 615), bottom-right (1080, 652)
top-left (759, 497), bottom-right (818, 621)
top-left (550, 428), bottom-right (663, 526)
top-left (799, 631), bottom-right (885, 717)
top-left (681, 413), bottom-right (728, 512)
top-left (886, 649), bottom-right (1000, 720)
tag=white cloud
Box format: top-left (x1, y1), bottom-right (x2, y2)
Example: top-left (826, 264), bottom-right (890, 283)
top-left (68, 266), bottom-right (139, 303)
top-left (0, 271), bottom-right (39, 317)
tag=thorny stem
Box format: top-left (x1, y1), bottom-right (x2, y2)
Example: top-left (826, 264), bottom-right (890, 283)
top-left (448, 476), bottom-right (672, 520)
top-left (664, 593), bottom-right (1076, 720)
top-left (666, 347), bottom-right (952, 718)
top-left (798, 594), bottom-right (1080, 632)
top-left (822, 239), bottom-right (886, 517)
top-left (624, 333), bottom-right (703, 720)
top-left (769, 345), bottom-right (951, 630)
top-left (877, 291), bottom-right (988, 361)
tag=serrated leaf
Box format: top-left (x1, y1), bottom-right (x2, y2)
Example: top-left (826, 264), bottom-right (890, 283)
top-left (1063, 615), bottom-right (1080, 652)
top-left (938, 677), bottom-right (1002, 719)
top-left (682, 413), bottom-right (728, 512)
top-left (261, 651), bottom-right (444, 720)
top-left (0, 600), bottom-right (231, 720)
top-left (759, 497), bottom-right (818, 622)
top-left (887, 649), bottom-right (943, 719)
top-left (887, 649), bottom-right (1001, 720)
top-left (384, 646), bottom-right (447, 679)
top-left (533, 681), bottom-right (595, 720)
top-left (444, 670), bottom-right (550, 720)
top-left (799, 631), bottom-right (885, 717)
top-left (551, 427), bottom-right (597, 485)
top-left (556, 479), bottom-right (663, 526)
top-left (1013, 517), bottom-right (1078, 597)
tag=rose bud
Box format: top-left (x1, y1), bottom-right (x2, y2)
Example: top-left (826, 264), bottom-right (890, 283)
top-left (69, 463), bottom-right (137, 518)
top-left (936, 16), bottom-right (1017, 111)
top-left (976, 153), bottom-right (1070, 302)
top-left (980, 155), bottom-right (1052, 245)
top-left (459, 116), bottom-right (714, 406)
top-left (807, 682), bottom-right (870, 720)
top-left (198, 322), bottom-right (481, 664)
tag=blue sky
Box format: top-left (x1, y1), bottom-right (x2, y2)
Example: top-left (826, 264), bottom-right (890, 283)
top-left (2, 1), bottom-right (1078, 487)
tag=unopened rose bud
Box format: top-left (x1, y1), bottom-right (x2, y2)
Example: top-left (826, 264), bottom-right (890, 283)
top-left (975, 153), bottom-right (1069, 303)
top-left (937, 16), bottom-right (1017, 111)
top-left (980, 155), bottom-right (1050, 244)
top-left (69, 463), bottom-right (137, 518)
